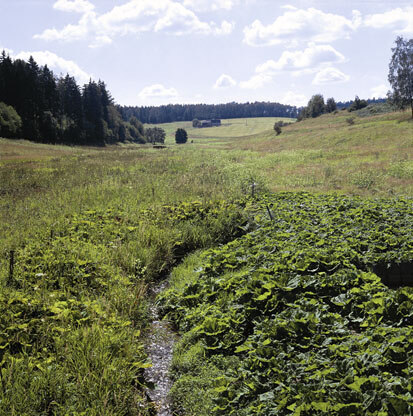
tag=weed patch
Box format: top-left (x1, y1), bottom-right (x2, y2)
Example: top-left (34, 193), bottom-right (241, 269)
top-left (161, 193), bottom-right (413, 415)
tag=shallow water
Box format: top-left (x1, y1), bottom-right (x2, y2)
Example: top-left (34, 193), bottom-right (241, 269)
top-left (145, 282), bottom-right (177, 416)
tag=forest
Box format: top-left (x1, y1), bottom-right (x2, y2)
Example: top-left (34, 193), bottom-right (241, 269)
top-left (0, 52), bottom-right (146, 146)
top-left (119, 101), bottom-right (300, 124)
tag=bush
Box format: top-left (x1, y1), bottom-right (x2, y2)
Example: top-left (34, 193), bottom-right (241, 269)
top-left (145, 127), bottom-right (166, 144)
top-left (348, 96), bottom-right (368, 112)
top-left (175, 128), bottom-right (188, 144)
top-left (273, 122), bottom-right (282, 135)
top-left (0, 102), bottom-right (22, 138)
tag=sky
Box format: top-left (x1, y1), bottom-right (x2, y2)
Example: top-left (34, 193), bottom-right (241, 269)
top-left (1, 0), bottom-right (412, 107)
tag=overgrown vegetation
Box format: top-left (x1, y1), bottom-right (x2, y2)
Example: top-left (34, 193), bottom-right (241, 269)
top-left (0, 145), bottom-right (259, 414)
top-left (0, 202), bottom-right (247, 414)
top-left (0, 106), bottom-right (412, 414)
top-left (161, 192), bottom-right (413, 415)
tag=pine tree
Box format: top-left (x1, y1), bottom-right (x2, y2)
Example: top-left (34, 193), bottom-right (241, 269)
top-left (57, 75), bottom-right (83, 143)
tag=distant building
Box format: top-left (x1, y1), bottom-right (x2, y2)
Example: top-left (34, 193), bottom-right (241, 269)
top-left (198, 119), bottom-right (221, 128)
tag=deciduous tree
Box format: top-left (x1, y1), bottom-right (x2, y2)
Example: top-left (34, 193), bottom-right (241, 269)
top-left (388, 36), bottom-right (413, 118)
top-left (0, 102), bottom-right (22, 138)
top-left (145, 127), bottom-right (166, 144)
top-left (326, 97), bottom-right (337, 113)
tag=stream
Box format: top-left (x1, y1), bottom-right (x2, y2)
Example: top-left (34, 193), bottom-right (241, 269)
top-left (144, 281), bottom-right (177, 416)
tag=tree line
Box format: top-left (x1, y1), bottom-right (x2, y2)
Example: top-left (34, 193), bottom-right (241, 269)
top-left (0, 51), bottom-right (146, 145)
top-left (297, 95), bottom-right (389, 121)
top-left (298, 37), bottom-right (412, 121)
top-left (119, 101), bottom-right (299, 124)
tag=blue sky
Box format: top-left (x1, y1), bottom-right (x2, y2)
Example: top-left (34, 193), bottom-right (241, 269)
top-left (1, 0), bottom-right (412, 106)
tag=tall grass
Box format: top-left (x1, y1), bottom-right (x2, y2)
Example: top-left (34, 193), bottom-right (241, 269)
top-left (0, 145), bottom-right (255, 415)
top-left (0, 109), bottom-right (412, 414)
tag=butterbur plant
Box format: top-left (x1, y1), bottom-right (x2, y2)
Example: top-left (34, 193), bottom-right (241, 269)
top-left (161, 192), bottom-right (413, 416)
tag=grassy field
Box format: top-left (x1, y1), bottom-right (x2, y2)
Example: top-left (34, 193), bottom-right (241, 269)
top-left (148, 110), bottom-right (413, 195)
top-left (145, 117), bottom-right (293, 144)
top-left (0, 107), bottom-right (412, 415)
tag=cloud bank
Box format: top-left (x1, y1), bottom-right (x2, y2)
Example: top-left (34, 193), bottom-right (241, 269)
top-left (35, 0), bottom-right (234, 47)
top-left (243, 7), bottom-right (362, 46)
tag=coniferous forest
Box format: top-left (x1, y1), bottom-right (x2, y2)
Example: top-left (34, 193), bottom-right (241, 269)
top-left (0, 52), bottom-right (146, 145)
top-left (118, 99), bottom-right (387, 125)
top-left (119, 101), bottom-right (299, 124)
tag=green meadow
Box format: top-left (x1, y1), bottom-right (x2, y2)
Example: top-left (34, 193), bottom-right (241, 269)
top-left (0, 108), bottom-right (412, 415)
top-left (145, 116), bottom-right (293, 144)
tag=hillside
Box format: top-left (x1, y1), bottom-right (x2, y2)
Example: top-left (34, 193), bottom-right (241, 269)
top-left (0, 108), bottom-right (412, 415)
top-left (144, 117), bottom-right (293, 144)
top-left (146, 109), bottom-right (413, 196)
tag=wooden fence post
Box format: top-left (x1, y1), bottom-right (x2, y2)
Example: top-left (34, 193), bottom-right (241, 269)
top-left (8, 250), bottom-right (15, 284)
top-left (266, 205), bottom-right (274, 221)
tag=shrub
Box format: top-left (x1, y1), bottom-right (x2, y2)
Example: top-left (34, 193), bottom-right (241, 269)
top-left (145, 127), bottom-right (166, 144)
top-left (348, 96), bottom-right (368, 112)
top-left (273, 122), bottom-right (282, 135)
top-left (0, 102), bottom-right (22, 138)
top-left (175, 128), bottom-right (188, 144)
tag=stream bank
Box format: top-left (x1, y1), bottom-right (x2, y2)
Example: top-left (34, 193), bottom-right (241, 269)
top-left (144, 281), bottom-right (177, 416)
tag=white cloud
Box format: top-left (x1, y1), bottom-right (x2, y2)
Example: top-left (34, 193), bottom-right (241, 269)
top-left (364, 7), bottom-right (413, 34)
top-left (370, 84), bottom-right (390, 98)
top-left (243, 8), bottom-right (361, 46)
top-left (181, 0), bottom-right (237, 12)
top-left (214, 74), bottom-right (237, 88)
top-left (53, 0), bottom-right (95, 14)
top-left (279, 91), bottom-right (308, 107)
top-left (215, 21), bottom-right (234, 35)
top-left (35, 0), bottom-right (234, 46)
top-left (281, 5), bottom-right (298, 11)
top-left (89, 35), bottom-right (113, 48)
top-left (35, 12), bottom-right (93, 42)
top-left (240, 44), bottom-right (346, 90)
top-left (256, 44), bottom-right (345, 73)
top-left (138, 84), bottom-right (179, 99)
top-left (13, 50), bottom-right (91, 84)
top-left (312, 67), bottom-right (350, 85)
top-left (239, 73), bottom-right (272, 89)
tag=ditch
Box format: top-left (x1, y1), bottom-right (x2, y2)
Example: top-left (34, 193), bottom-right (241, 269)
top-left (144, 280), bottom-right (178, 416)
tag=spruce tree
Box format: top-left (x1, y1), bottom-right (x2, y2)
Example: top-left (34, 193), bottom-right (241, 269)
top-left (175, 128), bottom-right (188, 144)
